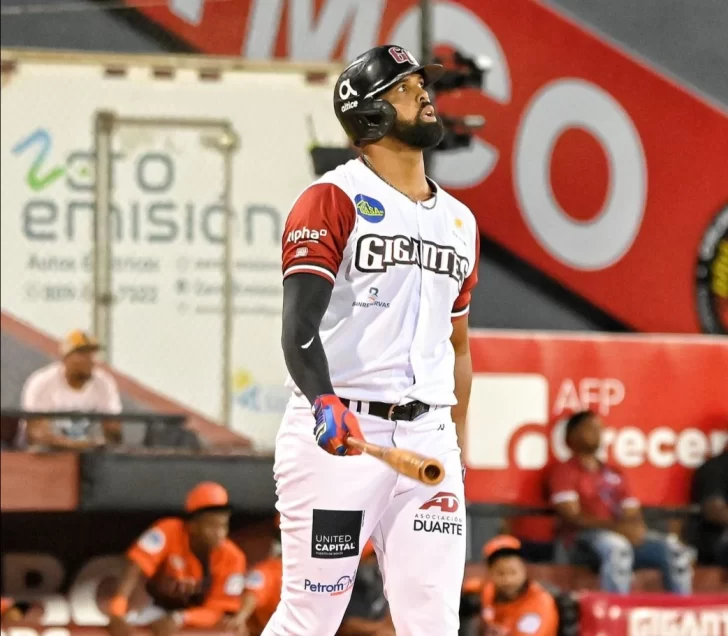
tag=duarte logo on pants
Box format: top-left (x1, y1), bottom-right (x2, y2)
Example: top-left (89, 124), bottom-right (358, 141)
top-left (413, 491), bottom-right (463, 535)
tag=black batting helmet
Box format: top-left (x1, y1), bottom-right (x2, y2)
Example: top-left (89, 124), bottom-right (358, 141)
top-left (334, 45), bottom-right (444, 146)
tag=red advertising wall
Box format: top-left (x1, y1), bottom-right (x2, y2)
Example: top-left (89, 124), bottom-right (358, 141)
top-left (464, 331), bottom-right (728, 509)
top-left (129, 0), bottom-right (728, 334)
top-left (579, 593), bottom-right (728, 636)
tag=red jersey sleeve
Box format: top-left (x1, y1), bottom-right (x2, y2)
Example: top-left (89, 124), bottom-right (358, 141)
top-left (127, 519), bottom-right (174, 578)
top-left (282, 183), bottom-right (356, 284)
top-left (452, 230), bottom-right (480, 319)
top-left (549, 461), bottom-right (580, 505)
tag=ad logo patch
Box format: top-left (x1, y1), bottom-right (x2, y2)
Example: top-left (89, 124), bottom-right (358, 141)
top-left (414, 492), bottom-right (463, 536)
top-left (311, 509), bottom-right (363, 559)
top-left (355, 194), bottom-right (385, 224)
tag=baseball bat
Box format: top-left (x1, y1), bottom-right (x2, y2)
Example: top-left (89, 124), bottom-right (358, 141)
top-left (345, 437), bottom-right (445, 486)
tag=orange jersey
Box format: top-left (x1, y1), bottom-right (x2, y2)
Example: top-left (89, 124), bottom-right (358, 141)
top-left (244, 557), bottom-right (282, 635)
top-left (127, 517), bottom-right (246, 627)
top-left (481, 581), bottom-right (559, 636)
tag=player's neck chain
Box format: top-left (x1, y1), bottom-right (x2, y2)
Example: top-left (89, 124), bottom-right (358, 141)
top-left (360, 155), bottom-right (438, 210)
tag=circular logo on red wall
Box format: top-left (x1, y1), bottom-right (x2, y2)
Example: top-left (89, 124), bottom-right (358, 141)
top-left (695, 204), bottom-right (728, 334)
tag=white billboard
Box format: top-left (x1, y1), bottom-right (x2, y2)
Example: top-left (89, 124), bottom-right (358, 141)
top-left (0, 49), bottom-right (347, 449)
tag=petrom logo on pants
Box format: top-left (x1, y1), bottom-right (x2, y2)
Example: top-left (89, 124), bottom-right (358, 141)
top-left (304, 573), bottom-right (356, 596)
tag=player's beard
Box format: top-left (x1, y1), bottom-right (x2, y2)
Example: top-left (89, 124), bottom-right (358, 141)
top-left (389, 110), bottom-right (445, 149)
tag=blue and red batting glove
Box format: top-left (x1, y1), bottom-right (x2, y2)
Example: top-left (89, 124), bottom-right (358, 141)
top-left (313, 395), bottom-right (365, 456)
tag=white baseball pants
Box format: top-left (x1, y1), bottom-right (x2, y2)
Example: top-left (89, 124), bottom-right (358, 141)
top-left (261, 403), bottom-right (466, 636)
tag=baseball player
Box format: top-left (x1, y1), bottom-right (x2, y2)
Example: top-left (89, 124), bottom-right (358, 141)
top-left (107, 482), bottom-right (247, 636)
top-left (479, 536), bottom-right (559, 636)
top-left (266, 45), bottom-right (480, 635)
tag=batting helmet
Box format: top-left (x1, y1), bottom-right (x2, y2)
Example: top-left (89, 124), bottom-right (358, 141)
top-left (185, 481), bottom-right (230, 515)
top-left (334, 45), bottom-right (444, 146)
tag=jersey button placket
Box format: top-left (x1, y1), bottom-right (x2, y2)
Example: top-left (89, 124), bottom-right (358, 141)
top-left (408, 199), bottom-right (430, 401)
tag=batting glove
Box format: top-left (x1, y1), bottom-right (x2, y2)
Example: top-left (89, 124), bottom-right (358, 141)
top-left (313, 395), bottom-right (365, 456)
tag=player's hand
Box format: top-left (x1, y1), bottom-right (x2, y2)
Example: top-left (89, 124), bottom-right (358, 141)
top-left (220, 612), bottom-right (251, 635)
top-left (150, 614), bottom-right (179, 636)
top-left (106, 616), bottom-right (132, 636)
top-left (617, 519), bottom-right (647, 546)
top-left (220, 613), bottom-right (250, 636)
top-left (313, 395), bottom-right (365, 456)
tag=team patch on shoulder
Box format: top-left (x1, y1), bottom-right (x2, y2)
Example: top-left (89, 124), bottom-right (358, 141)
top-left (138, 528), bottom-right (166, 554)
top-left (354, 194), bottom-right (385, 223)
top-left (517, 613), bottom-right (542, 634)
top-left (224, 573), bottom-right (246, 595)
top-left (245, 571), bottom-right (265, 590)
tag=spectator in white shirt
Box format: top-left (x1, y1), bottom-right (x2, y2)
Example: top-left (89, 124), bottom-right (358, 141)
top-left (21, 330), bottom-right (122, 450)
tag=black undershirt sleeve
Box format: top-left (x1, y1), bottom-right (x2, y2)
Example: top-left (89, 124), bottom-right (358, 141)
top-left (281, 273), bottom-right (336, 406)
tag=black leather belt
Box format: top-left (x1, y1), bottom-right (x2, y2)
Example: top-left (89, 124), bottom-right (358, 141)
top-left (340, 398), bottom-right (430, 422)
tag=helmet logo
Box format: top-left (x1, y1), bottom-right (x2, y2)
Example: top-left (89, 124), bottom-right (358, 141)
top-left (339, 79), bottom-right (359, 100)
top-left (388, 46), bottom-right (418, 66)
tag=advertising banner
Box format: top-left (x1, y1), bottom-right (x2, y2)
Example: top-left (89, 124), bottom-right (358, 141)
top-left (0, 51), bottom-right (347, 450)
top-left (579, 593), bottom-right (728, 636)
top-left (465, 331), bottom-right (728, 508)
top-left (130, 0), bottom-right (728, 334)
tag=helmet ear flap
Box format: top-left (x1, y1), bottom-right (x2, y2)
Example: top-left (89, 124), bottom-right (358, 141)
top-left (377, 99), bottom-right (397, 133)
top-left (351, 99), bottom-right (397, 146)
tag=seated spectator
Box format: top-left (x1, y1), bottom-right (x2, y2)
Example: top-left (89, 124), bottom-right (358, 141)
top-left (20, 330), bottom-right (122, 450)
top-left (106, 482), bottom-right (246, 636)
top-left (337, 540), bottom-right (394, 636)
top-left (686, 448), bottom-right (728, 567)
top-left (479, 536), bottom-right (559, 636)
top-left (549, 410), bottom-right (693, 595)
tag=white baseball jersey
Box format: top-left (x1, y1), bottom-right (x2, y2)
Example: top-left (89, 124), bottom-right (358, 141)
top-left (281, 158), bottom-right (479, 407)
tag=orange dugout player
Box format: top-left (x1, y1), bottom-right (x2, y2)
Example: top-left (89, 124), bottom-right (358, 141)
top-left (240, 556), bottom-right (282, 635)
top-left (106, 482), bottom-right (248, 636)
top-left (479, 536), bottom-right (559, 636)
top-left (230, 514), bottom-right (282, 635)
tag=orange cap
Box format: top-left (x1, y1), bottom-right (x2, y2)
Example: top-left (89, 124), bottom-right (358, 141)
top-left (482, 535), bottom-right (522, 560)
top-left (60, 330), bottom-right (100, 357)
top-left (185, 482), bottom-right (230, 514)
